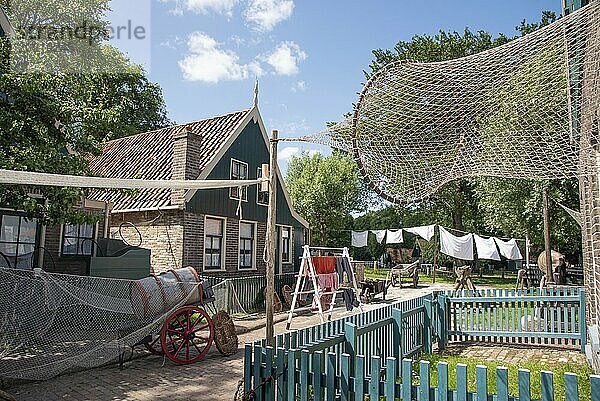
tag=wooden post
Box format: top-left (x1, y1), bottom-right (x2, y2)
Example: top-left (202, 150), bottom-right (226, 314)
top-left (266, 129), bottom-right (278, 346)
top-left (525, 234), bottom-right (530, 274)
top-left (543, 187), bottom-right (553, 283)
top-left (432, 225), bottom-right (438, 284)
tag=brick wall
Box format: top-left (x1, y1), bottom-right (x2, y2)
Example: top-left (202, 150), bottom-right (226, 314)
top-left (103, 210), bottom-right (295, 279)
top-left (110, 210), bottom-right (184, 274)
top-left (256, 221), bottom-right (267, 273)
top-left (183, 212), bottom-right (203, 269)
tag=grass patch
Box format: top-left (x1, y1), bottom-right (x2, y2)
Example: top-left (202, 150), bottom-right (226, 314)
top-left (363, 269), bottom-right (517, 289)
top-left (416, 353), bottom-right (592, 401)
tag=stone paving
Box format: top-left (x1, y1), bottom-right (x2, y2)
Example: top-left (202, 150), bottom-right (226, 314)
top-left (3, 282), bottom-right (588, 400)
top-left (442, 342), bottom-right (587, 368)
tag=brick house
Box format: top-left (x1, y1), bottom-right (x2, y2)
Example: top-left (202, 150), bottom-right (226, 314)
top-left (88, 105), bottom-right (310, 277)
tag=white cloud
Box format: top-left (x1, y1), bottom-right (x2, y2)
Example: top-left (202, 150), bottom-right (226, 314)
top-left (160, 36), bottom-right (184, 50)
top-left (162, 0), bottom-right (237, 16)
top-left (265, 41), bottom-right (306, 75)
top-left (245, 0), bottom-right (294, 32)
top-left (278, 146), bottom-right (300, 162)
top-left (291, 80), bottom-right (306, 92)
top-left (179, 32), bottom-right (263, 83)
top-left (185, 0), bottom-right (237, 15)
top-left (285, 118), bottom-right (309, 134)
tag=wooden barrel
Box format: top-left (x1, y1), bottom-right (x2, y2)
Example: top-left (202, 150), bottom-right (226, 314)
top-left (131, 266), bottom-right (201, 319)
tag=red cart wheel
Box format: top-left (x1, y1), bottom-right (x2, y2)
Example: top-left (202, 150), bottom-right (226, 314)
top-left (160, 306), bottom-right (214, 364)
top-left (144, 331), bottom-right (164, 356)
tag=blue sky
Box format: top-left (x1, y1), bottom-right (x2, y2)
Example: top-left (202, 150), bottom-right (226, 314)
top-left (109, 0), bottom-right (563, 170)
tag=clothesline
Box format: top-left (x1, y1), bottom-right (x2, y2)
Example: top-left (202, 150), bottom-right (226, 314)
top-left (351, 224), bottom-right (523, 261)
top-left (349, 224), bottom-right (524, 243)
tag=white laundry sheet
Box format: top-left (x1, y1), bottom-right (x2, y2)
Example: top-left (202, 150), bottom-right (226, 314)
top-left (404, 224), bottom-right (436, 241)
top-left (351, 231), bottom-right (369, 247)
top-left (371, 230), bottom-right (387, 244)
top-left (386, 229), bottom-right (404, 244)
top-left (473, 234), bottom-right (501, 261)
top-left (494, 238), bottom-right (523, 260)
top-left (439, 226), bottom-right (474, 260)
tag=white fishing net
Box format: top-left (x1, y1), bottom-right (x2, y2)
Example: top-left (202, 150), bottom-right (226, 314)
top-left (292, 2), bottom-right (600, 204)
top-left (0, 267), bottom-right (207, 381)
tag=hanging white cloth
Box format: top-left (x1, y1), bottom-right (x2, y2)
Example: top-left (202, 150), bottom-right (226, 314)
top-left (404, 225), bottom-right (436, 241)
top-left (438, 226), bottom-right (474, 261)
top-left (371, 230), bottom-right (387, 244)
top-left (351, 231), bottom-right (369, 247)
top-left (494, 238), bottom-right (523, 260)
top-left (386, 229), bottom-right (404, 244)
top-left (473, 234), bottom-right (501, 261)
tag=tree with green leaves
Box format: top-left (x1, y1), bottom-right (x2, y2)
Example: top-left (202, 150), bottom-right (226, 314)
top-left (0, 0), bottom-right (170, 224)
top-left (285, 151), bottom-right (369, 246)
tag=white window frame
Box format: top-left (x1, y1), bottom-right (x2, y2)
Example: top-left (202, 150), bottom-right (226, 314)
top-left (229, 158), bottom-right (248, 202)
top-left (256, 167), bottom-right (269, 207)
top-left (238, 220), bottom-right (257, 270)
top-left (279, 225), bottom-right (293, 265)
top-left (203, 215), bottom-right (227, 271)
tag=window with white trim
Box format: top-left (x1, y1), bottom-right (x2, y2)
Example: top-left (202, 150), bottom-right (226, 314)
top-left (230, 159), bottom-right (248, 201)
top-left (256, 167), bottom-right (269, 206)
top-left (239, 222), bottom-right (255, 269)
top-left (0, 214), bottom-right (37, 269)
top-left (62, 223), bottom-right (95, 256)
top-left (204, 217), bottom-right (224, 270)
top-left (281, 227), bottom-right (292, 264)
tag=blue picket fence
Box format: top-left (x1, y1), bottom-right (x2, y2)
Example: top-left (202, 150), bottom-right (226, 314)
top-left (244, 287), bottom-right (589, 400)
top-left (245, 294), bottom-right (433, 400)
top-left (244, 349), bottom-right (599, 401)
top-left (443, 287), bottom-right (587, 351)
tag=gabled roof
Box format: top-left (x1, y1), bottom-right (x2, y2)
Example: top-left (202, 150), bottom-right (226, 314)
top-left (89, 109), bottom-right (250, 212)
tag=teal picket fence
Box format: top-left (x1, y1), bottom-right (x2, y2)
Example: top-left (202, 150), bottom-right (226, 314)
top-left (244, 287), bottom-right (589, 400)
top-left (443, 287), bottom-right (587, 351)
top-left (245, 294), bottom-right (436, 399)
top-left (244, 349), bottom-right (599, 401)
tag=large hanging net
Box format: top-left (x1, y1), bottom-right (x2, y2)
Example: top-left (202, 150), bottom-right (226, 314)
top-left (293, 2), bottom-right (600, 204)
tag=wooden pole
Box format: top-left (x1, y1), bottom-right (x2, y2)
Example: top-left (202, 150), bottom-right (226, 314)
top-left (265, 129), bottom-right (278, 346)
top-left (543, 186), bottom-right (553, 283)
top-left (432, 224), bottom-right (438, 284)
top-left (525, 234), bottom-right (530, 271)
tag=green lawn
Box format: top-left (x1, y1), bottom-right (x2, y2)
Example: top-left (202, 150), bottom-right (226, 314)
top-left (363, 268), bottom-right (517, 289)
top-left (416, 354), bottom-right (592, 401)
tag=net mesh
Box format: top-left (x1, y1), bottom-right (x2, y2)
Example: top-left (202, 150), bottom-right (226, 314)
top-left (0, 267), bottom-right (218, 381)
top-left (292, 2), bottom-right (600, 204)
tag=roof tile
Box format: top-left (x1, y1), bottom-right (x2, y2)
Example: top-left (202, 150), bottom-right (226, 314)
top-left (89, 109), bottom-right (250, 212)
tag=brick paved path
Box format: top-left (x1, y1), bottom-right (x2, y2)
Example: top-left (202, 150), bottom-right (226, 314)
top-left (442, 342), bottom-right (587, 368)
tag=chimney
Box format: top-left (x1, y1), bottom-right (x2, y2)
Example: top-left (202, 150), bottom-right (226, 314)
top-left (171, 125), bottom-right (202, 205)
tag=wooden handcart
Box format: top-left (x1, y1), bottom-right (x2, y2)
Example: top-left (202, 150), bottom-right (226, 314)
top-left (385, 259), bottom-right (420, 289)
top-left (135, 267), bottom-right (237, 365)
